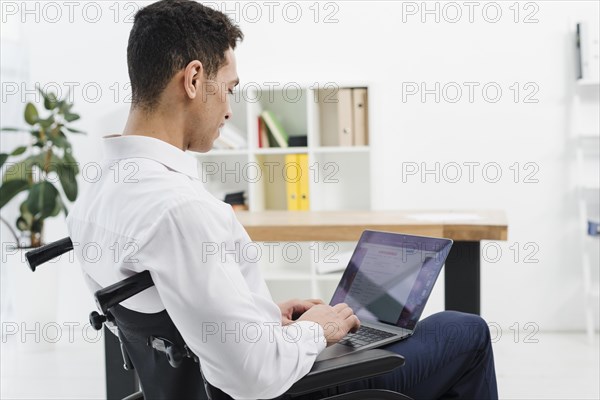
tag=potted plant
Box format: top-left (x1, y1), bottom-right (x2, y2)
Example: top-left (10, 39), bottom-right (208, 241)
top-left (0, 87), bottom-right (84, 335)
top-left (1, 87), bottom-right (84, 248)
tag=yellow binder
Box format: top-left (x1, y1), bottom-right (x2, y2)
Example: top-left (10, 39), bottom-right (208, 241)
top-left (285, 154), bottom-right (300, 210)
top-left (298, 153), bottom-right (310, 211)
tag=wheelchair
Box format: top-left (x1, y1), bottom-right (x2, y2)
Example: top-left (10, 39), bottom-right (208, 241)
top-left (25, 237), bottom-right (413, 400)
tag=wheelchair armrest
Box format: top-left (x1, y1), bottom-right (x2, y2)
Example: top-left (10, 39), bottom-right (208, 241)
top-left (94, 271), bottom-right (154, 314)
top-left (286, 349), bottom-right (405, 396)
top-left (25, 237), bottom-right (73, 271)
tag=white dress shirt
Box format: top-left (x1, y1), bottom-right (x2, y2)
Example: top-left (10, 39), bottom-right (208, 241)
top-left (66, 134), bottom-right (326, 399)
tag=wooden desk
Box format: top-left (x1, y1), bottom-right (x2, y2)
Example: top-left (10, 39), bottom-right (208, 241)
top-left (236, 209), bottom-right (508, 315)
top-left (236, 210), bottom-right (507, 242)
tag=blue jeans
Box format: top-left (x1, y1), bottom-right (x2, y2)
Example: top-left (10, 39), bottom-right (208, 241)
top-left (295, 311), bottom-right (499, 400)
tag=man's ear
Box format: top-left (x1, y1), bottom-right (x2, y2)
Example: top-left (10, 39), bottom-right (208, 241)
top-left (184, 60), bottom-right (204, 100)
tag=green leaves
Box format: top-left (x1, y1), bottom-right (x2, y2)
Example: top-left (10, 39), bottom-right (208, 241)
top-left (10, 146), bottom-right (27, 156)
top-left (1, 86), bottom-right (83, 245)
top-left (16, 216), bottom-right (30, 231)
top-left (0, 179), bottom-right (29, 209)
top-left (57, 99), bottom-right (72, 115)
top-left (38, 115), bottom-right (55, 128)
top-left (41, 90), bottom-right (58, 111)
top-left (65, 126), bottom-right (85, 134)
top-left (24, 103), bottom-right (39, 125)
top-left (63, 151), bottom-right (79, 173)
top-left (49, 129), bottom-right (71, 150)
top-left (56, 162), bottom-right (78, 202)
top-left (51, 195), bottom-right (64, 217)
top-left (16, 201), bottom-right (34, 232)
top-left (2, 160), bottom-right (28, 183)
top-left (64, 112), bottom-right (80, 122)
top-left (26, 181), bottom-right (59, 219)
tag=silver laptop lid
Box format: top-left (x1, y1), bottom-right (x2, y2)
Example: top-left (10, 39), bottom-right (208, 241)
top-left (329, 230), bottom-right (453, 331)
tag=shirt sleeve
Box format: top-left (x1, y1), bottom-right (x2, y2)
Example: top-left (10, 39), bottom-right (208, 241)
top-left (136, 198), bottom-right (327, 399)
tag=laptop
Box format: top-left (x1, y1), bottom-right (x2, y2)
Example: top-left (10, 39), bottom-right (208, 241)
top-left (315, 230), bottom-right (453, 361)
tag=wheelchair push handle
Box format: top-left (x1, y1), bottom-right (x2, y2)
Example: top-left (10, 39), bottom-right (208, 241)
top-left (25, 237), bottom-right (74, 272)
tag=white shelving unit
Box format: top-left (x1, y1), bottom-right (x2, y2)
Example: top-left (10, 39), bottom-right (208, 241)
top-left (574, 131), bottom-right (599, 343)
top-left (191, 84), bottom-right (371, 301)
top-left (572, 20), bottom-right (600, 341)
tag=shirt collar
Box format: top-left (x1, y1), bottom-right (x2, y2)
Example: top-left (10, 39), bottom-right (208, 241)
top-left (102, 134), bottom-right (200, 180)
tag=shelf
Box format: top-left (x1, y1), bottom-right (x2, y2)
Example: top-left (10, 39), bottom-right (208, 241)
top-left (311, 151), bottom-right (372, 211)
top-left (314, 272), bottom-right (344, 281)
top-left (578, 184), bottom-right (600, 191)
top-left (577, 79), bottom-right (600, 86)
top-left (265, 280), bottom-right (313, 302)
top-left (260, 262), bottom-right (312, 280)
top-left (194, 84), bottom-right (373, 299)
top-left (314, 87), bottom-right (370, 147)
top-left (194, 149), bottom-right (249, 157)
top-left (265, 275), bottom-right (343, 301)
top-left (254, 147), bottom-right (308, 155)
top-left (251, 146), bottom-right (371, 155)
top-left (313, 146), bottom-right (370, 154)
top-left (263, 271), bottom-right (312, 280)
top-left (262, 271), bottom-right (344, 281)
top-left (257, 88), bottom-right (308, 138)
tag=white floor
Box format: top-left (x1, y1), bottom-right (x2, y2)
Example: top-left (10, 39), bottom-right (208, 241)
top-left (1, 330), bottom-right (598, 399)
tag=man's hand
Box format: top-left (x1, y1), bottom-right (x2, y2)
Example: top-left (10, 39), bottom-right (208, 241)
top-left (297, 303), bottom-right (361, 346)
top-left (277, 298), bottom-right (325, 325)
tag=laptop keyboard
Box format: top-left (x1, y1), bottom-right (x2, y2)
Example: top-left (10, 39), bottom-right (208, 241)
top-left (338, 326), bottom-right (395, 348)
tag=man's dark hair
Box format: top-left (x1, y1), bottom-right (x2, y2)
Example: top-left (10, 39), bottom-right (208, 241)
top-left (127, 0), bottom-right (243, 111)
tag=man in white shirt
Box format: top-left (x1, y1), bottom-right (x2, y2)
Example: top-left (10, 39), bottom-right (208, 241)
top-left (67, 1), bottom-right (498, 399)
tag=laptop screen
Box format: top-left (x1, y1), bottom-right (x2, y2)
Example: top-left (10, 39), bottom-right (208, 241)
top-left (330, 231), bottom-right (453, 331)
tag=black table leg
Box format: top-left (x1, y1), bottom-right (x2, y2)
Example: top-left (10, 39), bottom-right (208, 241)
top-left (444, 241), bottom-right (481, 315)
top-left (104, 326), bottom-right (138, 399)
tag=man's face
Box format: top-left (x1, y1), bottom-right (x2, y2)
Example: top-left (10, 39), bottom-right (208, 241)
top-left (188, 48), bottom-right (239, 152)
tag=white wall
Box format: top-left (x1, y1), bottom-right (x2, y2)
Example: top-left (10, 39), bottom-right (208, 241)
top-left (1, 1), bottom-right (598, 331)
